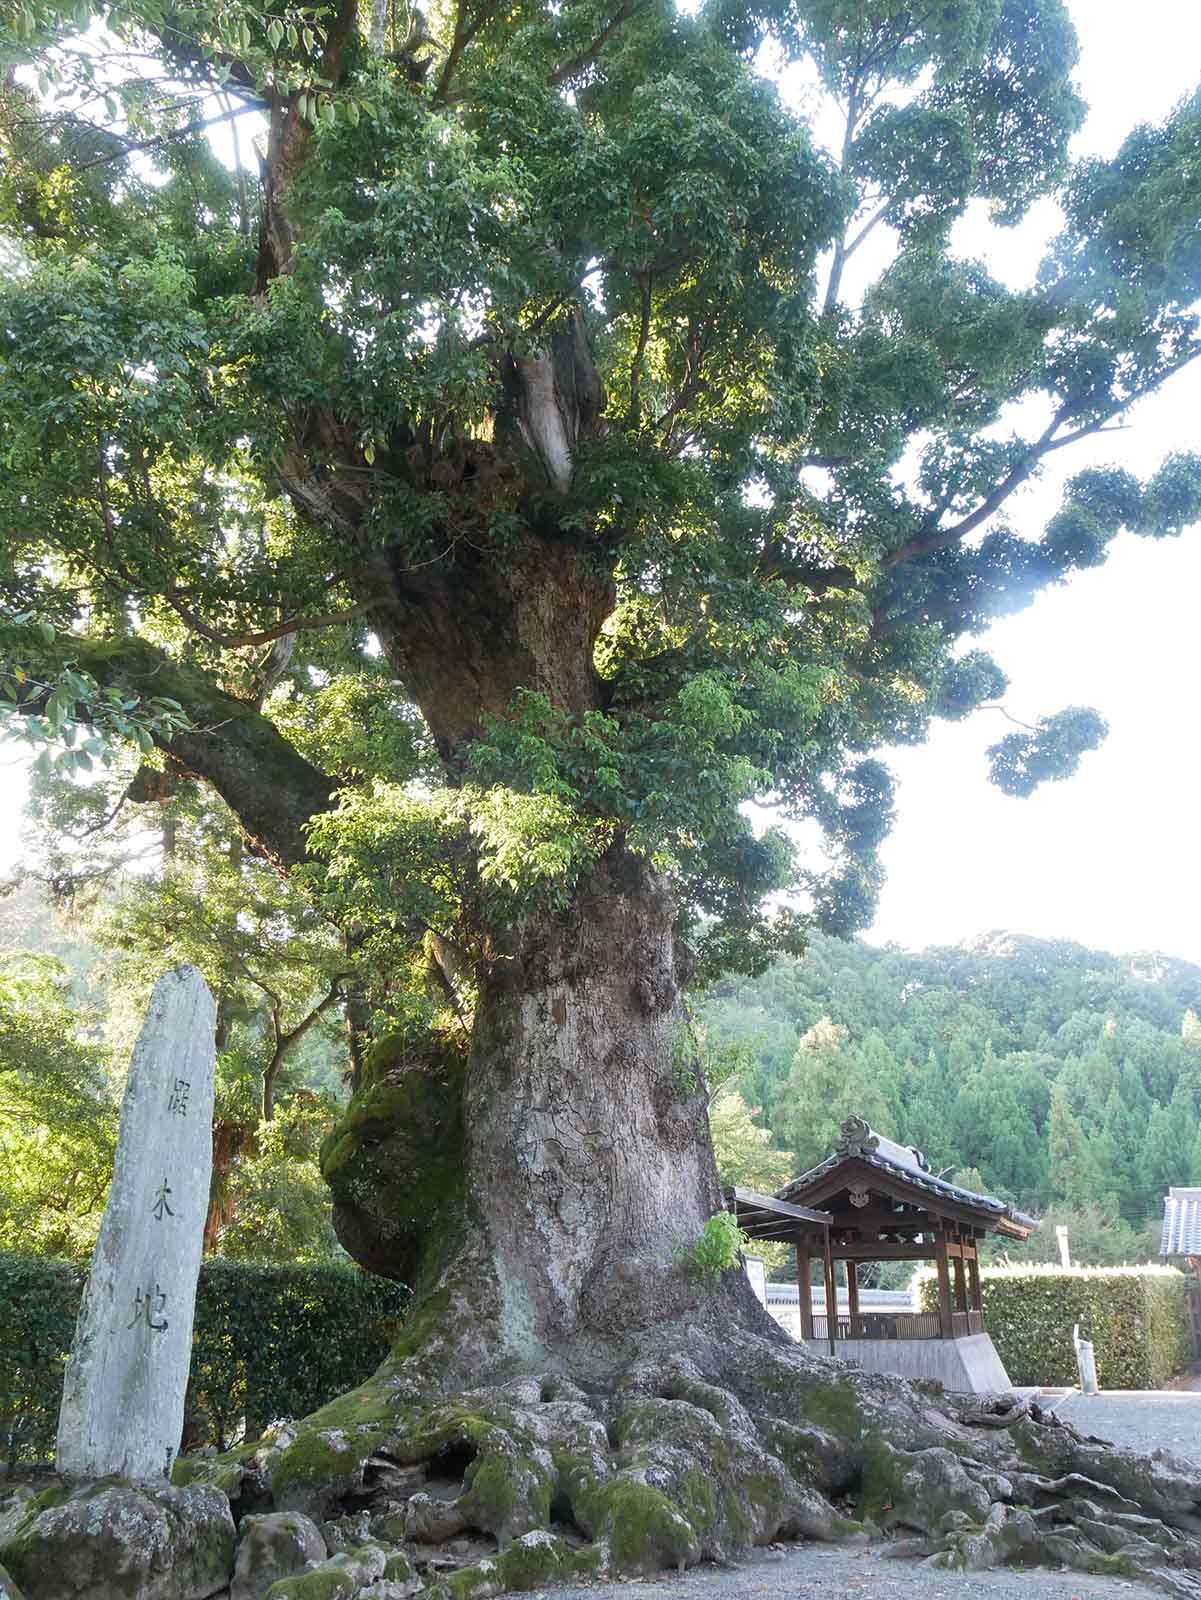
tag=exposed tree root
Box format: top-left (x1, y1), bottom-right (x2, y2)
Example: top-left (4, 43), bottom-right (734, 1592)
top-left (174, 1319), bottom-right (1201, 1600)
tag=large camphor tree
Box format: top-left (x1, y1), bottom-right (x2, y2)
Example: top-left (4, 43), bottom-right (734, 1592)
top-left (4, 0), bottom-right (1201, 1584)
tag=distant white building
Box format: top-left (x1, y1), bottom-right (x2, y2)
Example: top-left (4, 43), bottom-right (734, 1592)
top-left (1159, 1186), bottom-right (1201, 1356)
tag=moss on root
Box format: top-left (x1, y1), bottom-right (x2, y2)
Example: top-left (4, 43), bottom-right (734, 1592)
top-left (170, 1448), bottom-right (252, 1496)
top-left (458, 1452), bottom-right (553, 1544)
top-left (263, 1568), bottom-right (359, 1600)
top-left (390, 1290), bottom-right (453, 1366)
top-left (789, 1377), bottom-right (865, 1441)
top-left (596, 1481), bottom-right (699, 1574)
top-left (426, 1532), bottom-right (602, 1600)
top-left (857, 1433), bottom-right (906, 1529)
top-left (269, 1426), bottom-right (391, 1513)
top-left (303, 1378), bottom-right (406, 1432)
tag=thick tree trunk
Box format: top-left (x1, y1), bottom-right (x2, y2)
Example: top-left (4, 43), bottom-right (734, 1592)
top-left (321, 847), bottom-right (762, 1381)
top-left (457, 847), bottom-right (728, 1376)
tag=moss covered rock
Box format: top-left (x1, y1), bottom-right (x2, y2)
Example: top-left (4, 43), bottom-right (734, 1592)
top-left (0, 1492), bottom-right (42, 1550)
top-left (320, 1038), bottom-right (466, 1284)
top-left (424, 1530), bottom-right (602, 1600)
top-left (231, 1512), bottom-right (328, 1600)
top-left (0, 1480), bottom-right (235, 1600)
top-left (262, 1542), bottom-right (388, 1599)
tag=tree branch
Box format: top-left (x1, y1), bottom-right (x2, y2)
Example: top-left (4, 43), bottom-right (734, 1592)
top-left (843, 201), bottom-right (889, 262)
top-left (627, 272), bottom-right (652, 422)
top-left (883, 410), bottom-right (1067, 569)
top-left (823, 78), bottom-right (863, 315)
top-left (433, 0), bottom-right (501, 105)
top-left (262, 975), bottom-right (344, 1119)
top-left (166, 595), bottom-right (391, 649)
top-left (548, 3), bottom-right (637, 87)
top-left (57, 638), bottom-right (335, 873)
top-left (884, 345), bottom-right (1201, 572)
top-left (281, 977), bottom-right (345, 1051)
top-left (74, 100), bottom-right (266, 173)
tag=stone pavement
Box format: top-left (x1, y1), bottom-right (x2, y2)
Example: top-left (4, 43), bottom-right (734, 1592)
top-left (1049, 1388), bottom-right (1201, 1464)
top-left (536, 1541), bottom-right (1164, 1600)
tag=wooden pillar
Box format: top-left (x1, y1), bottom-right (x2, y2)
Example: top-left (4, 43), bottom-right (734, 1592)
top-left (952, 1249), bottom-right (968, 1315)
top-left (935, 1232), bottom-right (954, 1340)
top-left (846, 1258), bottom-right (860, 1338)
top-left (797, 1237), bottom-right (813, 1342)
top-left (822, 1230), bottom-right (837, 1357)
top-left (967, 1249), bottom-right (982, 1315)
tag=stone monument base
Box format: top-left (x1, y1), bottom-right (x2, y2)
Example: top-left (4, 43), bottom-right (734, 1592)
top-left (801, 1331), bottom-right (1013, 1394)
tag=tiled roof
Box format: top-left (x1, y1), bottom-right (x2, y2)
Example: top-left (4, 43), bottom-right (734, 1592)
top-left (1161, 1187), bottom-right (1201, 1256)
top-left (778, 1116), bottom-right (1038, 1234)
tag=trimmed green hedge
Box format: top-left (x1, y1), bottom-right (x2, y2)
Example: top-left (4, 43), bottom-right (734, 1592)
top-left (0, 1252), bottom-right (409, 1469)
top-left (916, 1263), bottom-right (1190, 1389)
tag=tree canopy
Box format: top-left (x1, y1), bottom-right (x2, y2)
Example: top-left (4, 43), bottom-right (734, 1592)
top-left (0, 950), bottom-right (116, 1259)
top-left (3, 0), bottom-right (1200, 1004)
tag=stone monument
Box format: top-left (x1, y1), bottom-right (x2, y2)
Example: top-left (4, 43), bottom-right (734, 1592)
top-left (57, 963), bottom-right (217, 1483)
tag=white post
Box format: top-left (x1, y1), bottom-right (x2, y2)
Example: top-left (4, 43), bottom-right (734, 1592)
top-left (1056, 1224), bottom-right (1071, 1269)
top-left (57, 965), bottom-right (216, 1482)
top-left (1072, 1322), bottom-right (1099, 1395)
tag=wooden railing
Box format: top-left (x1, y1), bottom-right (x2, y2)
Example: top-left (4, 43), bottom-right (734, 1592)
top-left (809, 1310), bottom-right (984, 1341)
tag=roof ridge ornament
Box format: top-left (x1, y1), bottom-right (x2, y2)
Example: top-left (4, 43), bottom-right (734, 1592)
top-left (834, 1116), bottom-right (878, 1159)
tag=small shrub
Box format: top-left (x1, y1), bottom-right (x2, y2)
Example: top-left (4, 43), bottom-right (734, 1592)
top-left (677, 1211), bottom-right (750, 1279)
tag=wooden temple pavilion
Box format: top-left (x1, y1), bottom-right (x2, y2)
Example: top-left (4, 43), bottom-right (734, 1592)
top-left (728, 1115), bottom-right (1037, 1394)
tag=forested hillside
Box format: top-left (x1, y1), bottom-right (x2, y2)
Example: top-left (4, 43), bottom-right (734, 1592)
top-left (702, 932), bottom-right (1201, 1262)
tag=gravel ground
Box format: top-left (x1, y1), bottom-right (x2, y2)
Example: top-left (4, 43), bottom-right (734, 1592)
top-left (533, 1542), bottom-right (1161, 1600)
top-left (1049, 1390), bottom-right (1201, 1464)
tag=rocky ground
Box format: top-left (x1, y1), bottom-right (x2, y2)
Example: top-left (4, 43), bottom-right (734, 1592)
top-left (0, 1488), bottom-right (1180, 1600)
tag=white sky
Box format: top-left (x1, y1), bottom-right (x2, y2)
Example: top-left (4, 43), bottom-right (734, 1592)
top-left (862, 0), bottom-right (1201, 963)
top-left (2, 0), bottom-right (1200, 963)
